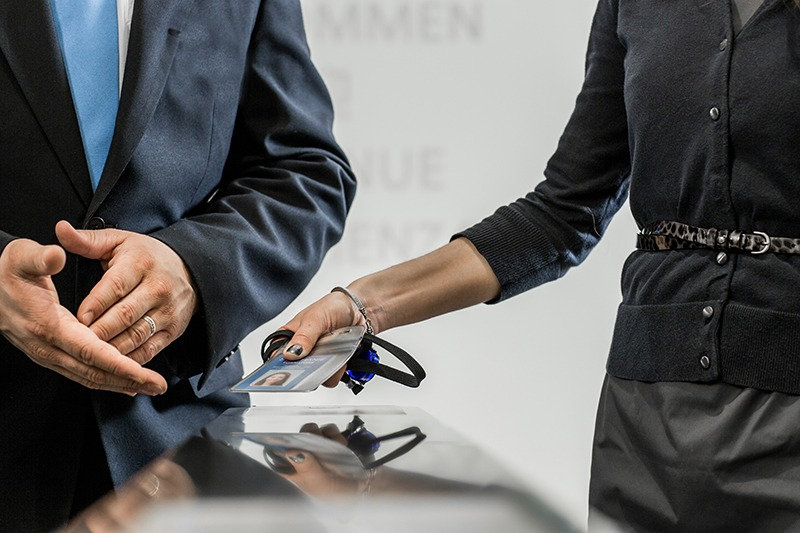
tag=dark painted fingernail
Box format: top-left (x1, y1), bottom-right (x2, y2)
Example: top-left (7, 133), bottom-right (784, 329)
top-left (288, 452), bottom-right (306, 464)
top-left (285, 344), bottom-right (303, 356)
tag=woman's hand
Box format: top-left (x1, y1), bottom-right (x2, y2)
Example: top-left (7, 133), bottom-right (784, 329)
top-left (280, 448), bottom-right (363, 497)
top-left (280, 422), bottom-right (365, 497)
top-left (280, 290), bottom-right (370, 387)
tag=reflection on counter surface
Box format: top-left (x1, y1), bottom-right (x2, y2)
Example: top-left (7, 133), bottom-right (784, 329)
top-left (63, 407), bottom-right (587, 532)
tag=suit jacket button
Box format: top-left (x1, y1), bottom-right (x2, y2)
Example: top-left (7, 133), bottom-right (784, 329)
top-left (85, 217), bottom-right (106, 230)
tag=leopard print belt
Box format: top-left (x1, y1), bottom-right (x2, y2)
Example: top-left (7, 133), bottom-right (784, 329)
top-left (636, 221), bottom-right (800, 255)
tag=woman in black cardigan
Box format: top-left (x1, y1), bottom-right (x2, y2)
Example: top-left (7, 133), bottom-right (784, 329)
top-left (278, 0), bottom-right (800, 529)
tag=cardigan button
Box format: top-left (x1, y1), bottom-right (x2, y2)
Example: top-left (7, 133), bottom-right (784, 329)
top-left (709, 107), bottom-right (720, 121)
top-left (700, 355), bottom-right (711, 370)
top-left (716, 252), bottom-right (728, 265)
top-left (702, 306), bottom-right (715, 319)
top-left (719, 38), bottom-right (728, 51)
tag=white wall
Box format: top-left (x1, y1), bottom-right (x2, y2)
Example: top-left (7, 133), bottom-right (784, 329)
top-left (241, 1), bottom-right (637, 527)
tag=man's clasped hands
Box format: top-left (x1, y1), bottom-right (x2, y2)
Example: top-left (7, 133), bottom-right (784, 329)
top-left (0, 221), bottom-right (198, 396)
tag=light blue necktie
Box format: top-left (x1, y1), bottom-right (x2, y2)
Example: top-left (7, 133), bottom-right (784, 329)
top-left (50, 0), bottom-right (119, 191)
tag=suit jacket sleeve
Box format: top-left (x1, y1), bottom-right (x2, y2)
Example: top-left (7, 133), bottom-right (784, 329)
top-left (455, 0), bottom-right (630, 302)
top-left (151, 0), bottom-right (357, 387)
top-left (0, 232), bottom-right (17, 256)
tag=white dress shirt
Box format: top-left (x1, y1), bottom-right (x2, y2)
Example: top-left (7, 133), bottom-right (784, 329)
top-left (117, 0), bottom-right (134, 91)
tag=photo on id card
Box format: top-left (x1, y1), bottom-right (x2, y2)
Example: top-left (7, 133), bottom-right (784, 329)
top-left (231, 325), bottom-right (367, 393)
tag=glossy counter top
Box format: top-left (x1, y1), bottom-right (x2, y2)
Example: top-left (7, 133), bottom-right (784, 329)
top-left (64, 406), bottom-right (581, 532)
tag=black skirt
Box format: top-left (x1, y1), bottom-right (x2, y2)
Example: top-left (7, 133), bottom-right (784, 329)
top-left (589, 375), bottom-right (800, 532)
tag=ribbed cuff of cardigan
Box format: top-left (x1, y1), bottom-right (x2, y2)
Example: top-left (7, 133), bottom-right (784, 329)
top-left (453, 205), bottom-right (562, 303)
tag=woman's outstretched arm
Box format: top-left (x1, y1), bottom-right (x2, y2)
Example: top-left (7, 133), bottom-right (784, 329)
top-left (280, 237), bottom-right (500, 375)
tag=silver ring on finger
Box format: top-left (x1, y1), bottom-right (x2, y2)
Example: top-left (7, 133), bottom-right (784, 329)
top-left (142, 315), bottom-right (157, 338)
top-left (147, 474), bottom-right (160, 498)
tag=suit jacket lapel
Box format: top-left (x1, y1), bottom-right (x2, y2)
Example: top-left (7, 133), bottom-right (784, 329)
top-left (86, 0), bottom-right (187, 219)
top-left (0, 0), bottom-right (93, 207)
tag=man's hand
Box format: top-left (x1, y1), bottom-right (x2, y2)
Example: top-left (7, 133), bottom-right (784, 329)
top-left (0, 238), bottom-right (167, 395)
top-left (56, 221), bottom-right (198, 366)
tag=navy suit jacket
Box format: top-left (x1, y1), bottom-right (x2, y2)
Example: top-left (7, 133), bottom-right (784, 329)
top-left (0, 0), bottom-right (355, 528)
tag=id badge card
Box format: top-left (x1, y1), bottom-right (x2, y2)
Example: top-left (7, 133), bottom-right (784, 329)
top-left (231, 326), bottom-right (366, 393)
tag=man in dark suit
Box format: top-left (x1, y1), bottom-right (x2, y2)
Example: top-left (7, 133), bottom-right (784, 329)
top-left (0, 0), bottom-right (356, 529)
